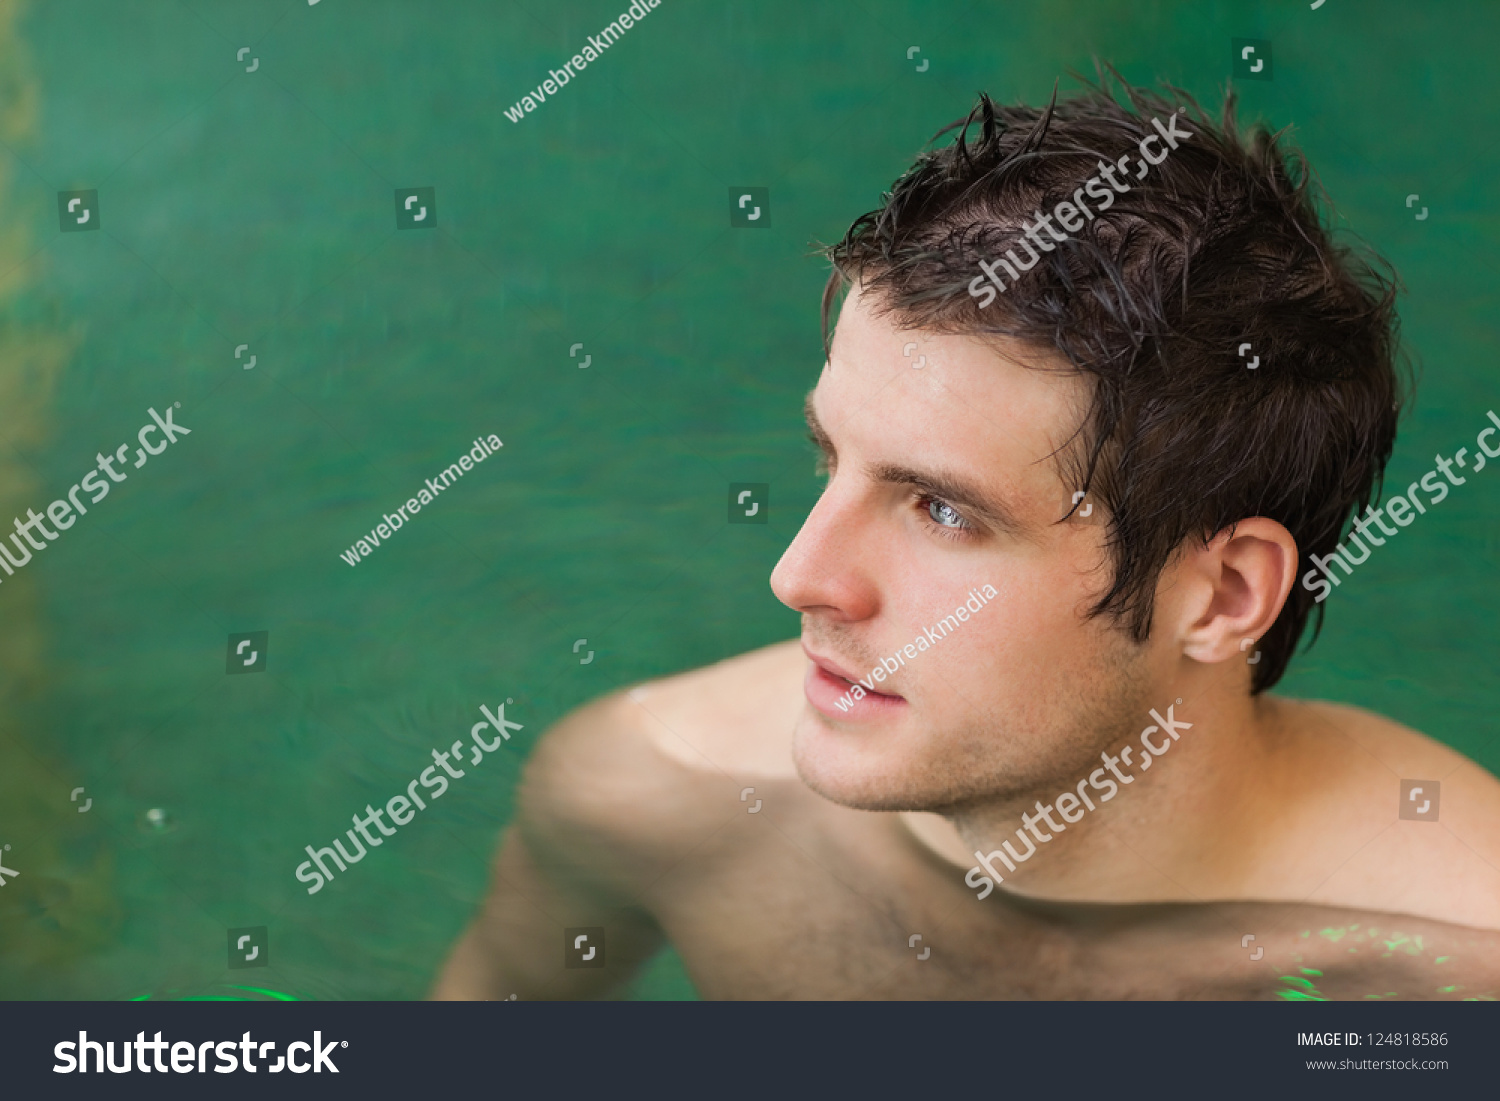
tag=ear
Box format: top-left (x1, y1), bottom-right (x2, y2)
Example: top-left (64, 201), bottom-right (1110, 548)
top-left (1171, 518), bottom-right (1298, 665)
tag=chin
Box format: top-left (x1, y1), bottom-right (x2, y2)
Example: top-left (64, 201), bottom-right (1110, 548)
top-left (790, 712), bottom-right (946, 812)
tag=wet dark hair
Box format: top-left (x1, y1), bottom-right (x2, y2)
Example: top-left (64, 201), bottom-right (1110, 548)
top-left (819, 67), bottom-right (1405, 693)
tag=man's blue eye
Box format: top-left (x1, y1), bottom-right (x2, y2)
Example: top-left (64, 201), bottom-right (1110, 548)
top-left (928, 499), bottom-right (967, 529)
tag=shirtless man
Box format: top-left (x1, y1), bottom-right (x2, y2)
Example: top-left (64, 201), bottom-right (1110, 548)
top-left (433, 78), bottom-right (1500, 1000)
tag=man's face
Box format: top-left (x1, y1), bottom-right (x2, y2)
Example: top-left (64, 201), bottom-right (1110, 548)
top-left (770, 283), bottom-right (1163, 812)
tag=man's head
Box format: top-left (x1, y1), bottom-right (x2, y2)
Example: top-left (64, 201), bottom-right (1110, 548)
top-left (769, 72), bottom-right (1403, 812)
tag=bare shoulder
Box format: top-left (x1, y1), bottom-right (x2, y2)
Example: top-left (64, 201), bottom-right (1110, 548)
top-left (515, 639), bottom-right (806, 866)
top-left (1274, 695), bottom-right (1500, 930)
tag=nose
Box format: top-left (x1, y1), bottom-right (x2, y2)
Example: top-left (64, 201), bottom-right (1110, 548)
top-left (769, 479), bottom-right (879, 623)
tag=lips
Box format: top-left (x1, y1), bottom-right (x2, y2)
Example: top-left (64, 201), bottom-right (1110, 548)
top-left (807, 649), bottom-right (865, 686)
top-left (804, 642), bottom-right (906, 720)
top-left (834, 671), bottom-right (901, 699)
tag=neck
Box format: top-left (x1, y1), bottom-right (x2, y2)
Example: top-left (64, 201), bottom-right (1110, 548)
top-left (949, 675), bottom-right (1281, 904)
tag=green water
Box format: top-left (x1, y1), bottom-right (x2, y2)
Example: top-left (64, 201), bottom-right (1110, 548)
top-left (1, 0), bottom-right (1497, 1000)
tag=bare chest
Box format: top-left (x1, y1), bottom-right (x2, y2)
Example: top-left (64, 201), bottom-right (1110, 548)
top-left (631, 799), bottom-right (1500, 1001)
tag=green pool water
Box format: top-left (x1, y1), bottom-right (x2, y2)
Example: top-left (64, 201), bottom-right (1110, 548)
top-left (1, 0), bottom-right (1497, 1001)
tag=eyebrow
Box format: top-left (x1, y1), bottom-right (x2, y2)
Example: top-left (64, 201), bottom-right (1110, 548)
top-left (803, 392), bottom-right (1030, 536)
